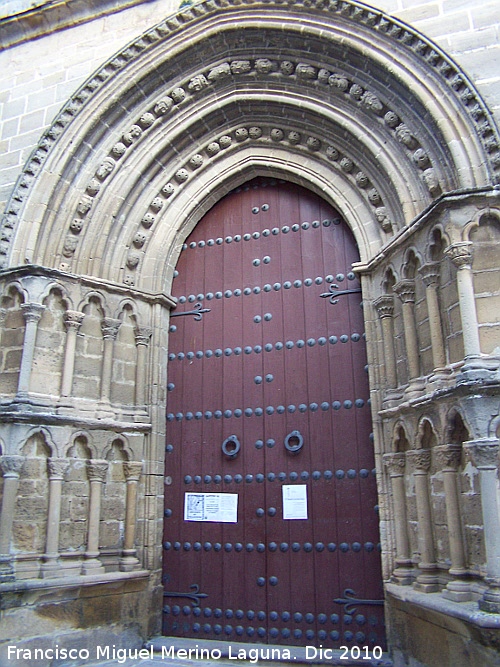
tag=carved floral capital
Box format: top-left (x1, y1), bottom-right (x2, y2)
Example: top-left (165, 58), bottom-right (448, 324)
top-left (419, 262), bottom-right (441, 288)
top-left (86, 459), bottom-right (109, 482)
top-left (465, 440), bottom-right (499, 469)
top-left (124, 461), bottom-right (143, 482)
top-left (0, 455), bottom-right (24, 478)
top-left (101, 318), bottom-right (121, 340)
top-left (21, 302), bottom-right (45, 323)
top-left (134, 326), bottom-right (153, 347)
top-left (393, 279), bottom-right (416, 304)
top-left (64, 310), bottom-right (85, 332)
top-left (444, 242), bottom-right (473, 269)
top-left (433, 444), bottom-right (462, 471)
top-left (47, 457), bottom-right (70, 480)
top-left (383, 452), bottom-right (406, 476)
top-left (374, 294), bottom-right (394, 319)
top-left (406, 449), bottom-right (432, 472)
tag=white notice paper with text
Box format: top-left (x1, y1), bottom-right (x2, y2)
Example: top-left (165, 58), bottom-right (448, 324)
top-left (282, 484), bottom-right (308, 520)
top-left (184, 492), bottom-right (238, 523)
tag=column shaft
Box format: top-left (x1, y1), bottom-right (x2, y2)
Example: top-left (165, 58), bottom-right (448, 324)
top-left (384, 453), bottom-right (413, 585)
top-left (0, 456), bottom-right (23, 581)
top-left (17, 303), bottom-right (45, 395)
top-left (41, 458), bottom-right (69, 578)
top-left (60, 311), bottom-right (85, 397)
top-left (82, 459), bottom-right (108, 575)
top-left (119, 461), bottom-right (143, 572)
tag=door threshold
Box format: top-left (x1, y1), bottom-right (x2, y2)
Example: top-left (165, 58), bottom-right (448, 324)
top-left (147, 637), bottom-right (392, 666)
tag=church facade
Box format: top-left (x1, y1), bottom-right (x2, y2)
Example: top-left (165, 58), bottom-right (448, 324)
top-left (0, 1), bottom-right (499, 665)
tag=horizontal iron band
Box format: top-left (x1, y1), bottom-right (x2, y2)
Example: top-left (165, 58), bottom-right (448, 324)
top-left (166, 398), bottom-right (368, 422)
top-left (168, 332), bottom-right (365, 361)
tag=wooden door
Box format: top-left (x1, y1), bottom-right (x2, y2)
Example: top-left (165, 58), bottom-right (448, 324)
top-left (162, 178), bottom-right (385, 648)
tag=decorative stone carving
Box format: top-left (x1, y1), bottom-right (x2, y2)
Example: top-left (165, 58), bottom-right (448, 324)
top-left (124, 461), bottom-right (144, 482)
top-left (76, 195), bottom-right (92, 216)
top-left (362, 91), bottom-right (383, 114)
top-left (235, 128), bottom-right (248, 142)
top-left (413, 148), bottom-right (430, 169)
top-left (134, 326), bottom-right (153, 347)
top-left (150, 197), bottom-right (163, 212)
top-left (101, 318), bottom-right (121, 340)
top-left (383, 452), bottom-right (406, 476)
top-left (0, 455), bottom-right (23, 478)
top-left (208, 63), bottom-right (231, 81)
top-left (248, 127), bottom-right (263, 139)
top-left (162, 183), bottom-right (175, 197)
top-left (188, 74), bottom-right (209, 92)
top-left (154, 98), bottom-right (173, 115)
top-left (206, 142), bottom-right (221, 156)
top-left (271, 129), bottom-right (284, 142)
top-left (288, 131), bottom-right (301, 144)
top-left (434, 444), bottom-right (462, 471)
top-left (63, 310), bottom-right (85, 331)
top-left (444, 242), bottom-right (473, 269)
top-left (141, 213), bottom-right (155, 228)
top-left (317, 69), bottom-right (330, 83)
top-left (326, 146), bottom-right (339, 161)
top-left (395, 124), bottom-right (418, 149)
top-left (171, 88), bottom-right (186, 103)
top-left (340, 157), bottom-right (353, 172)
top-left (133, 231), bottom-right (147, 247)
top-left (47, 457), bottom-right (69, 481)
top-left (296, 63), bottom-right (316, 79)
top-left (423, 168), bottom-right (440, 194)
top-left (70, 218), bottom-right (84, 233)
top-left (62, 235), bottom-right (79, 256)
top-left (122, 125), bottom-right (142, 145)
top-left (355, 172), bottom-right (369, 188)
top-left (368, 188), bottom-right (381, 204)
top-left (384, 111), bottom-right (399, 127)
top-left (394, 279), bottom-right (416, 304)
top-left (175, 169), bottom-right (189, 183)
top-left (466, 441), bottom-right (499, 469)
top-left (374, 294), bottom-right (395, 319)
top-left (86, 459), bottom-right (109, 483)
top-left (406, 449), bottom-right (431, 472)
top-left (111, 141), bottom-right (127, 157)
top-left (219, 135), bottom-right (232, 149)
top-left (329, 73), bottom-right (349, 91)
top-left (306, 137), bottom-right (321, 151)
top-left (189, 154), bottom-right (204, 169)
top-left (86, 178), bottom-right (101, 196)
top-left (349, 83), bottom-right (364, 100)
top-left (126, 252), bottom-right (141, 269)
top-left (255, 59), bottom-right (274, 74)
top-left (230, 60), bottom-right (251, 74)
top-left (95, 158), bottom-right (115, 181)
top-left (139, 112), bottom-right (155, 128)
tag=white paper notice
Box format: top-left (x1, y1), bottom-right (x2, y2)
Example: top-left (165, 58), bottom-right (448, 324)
top-left (282, 484), bottom-right (308, 520)
top-left (184, 492), bottom-right (238, 523)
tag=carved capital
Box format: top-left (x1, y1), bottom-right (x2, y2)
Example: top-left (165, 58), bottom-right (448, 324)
top-left (383, 452), bottom-right (406, 476)
top-left (134, 326), bottom-right (153, 347)
top-left (47, 457), bottom-right (69, 480)
top-left (419, 262), bottom-right (441, 288)
top-left (64, 310), bottom-right (85, 332)
top-left (444, 242), bottom-right (473, 269)
top-left (407, 449), bottom-right (432, 473)
top-left (464, 440), bottom-right (499, 469)
top-left (393, 279), bottom-right (416, 304)
top-left (21, 302), bottom-right (45, 323)
top-left (0, 455), bottom-right (23, 478)
top-left (374, 294), bottom-right (394, 319)
top-left (124, 461), bottom-right (143, 482)
top-left (101, 318), bottom-right (121, 340)
top-left (86, 459), bottom-right (108, 482)
top-left (434, 444), bottom-right (462, 471)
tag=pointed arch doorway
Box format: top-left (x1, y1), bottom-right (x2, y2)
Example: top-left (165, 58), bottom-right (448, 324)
top-left (162, 178), bottom-right (385, 648)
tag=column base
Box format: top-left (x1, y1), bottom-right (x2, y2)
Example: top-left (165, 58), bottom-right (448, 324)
top-left (414, 567), bottom-right (440, 593)
top-left (119, 555), bottom-right (141, 572)
top-left (404, 377), bottom-right (426, 400)
top-left (391, 564), bottom-right (414, 586)
top-left (442, 577), bottom-right (472, 602)
top-left (81, 557), bottom-right (105, 575)
top-left (0, 556), bottom-right (15, 582)
top-left (478, 580), bottom-right (500, 613)
top-left (456, 355), bottom-right (500, 385)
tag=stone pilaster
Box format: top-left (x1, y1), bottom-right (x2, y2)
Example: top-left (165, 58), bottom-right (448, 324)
top-left (41, 457), bottom-right (70, 578)
top-left (434, 444), bottom-right (471, 601)
top-left (119, 461), bottom-right (143, 572)
top-left (374, 295), bottom-right (398, 390)
top-left (407, 449), bottom-right (439, 592)
top-left (465, 439), bottom-right (500, 612)
top-left (0, 455), bottom-right (23, 581)
top-left (419, 263), bottom-right (452, 387)
top-left (383, 452), bottom-right (413, 585)
top-left (134, 326), bottom-right (152, 409)
top-left (98, 317), bottom-right (121, 412)
top-left (17, 303), bottom-right (46, 397)
top-left (60, 310), bottom-right (85, 398)
top-left (82, 459), bottom-right (108, 575)
top-left (393, 280), bottom-right (425, 397)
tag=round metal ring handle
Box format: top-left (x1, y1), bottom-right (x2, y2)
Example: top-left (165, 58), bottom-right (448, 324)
top-left (284, 430), bottom-right (304, 454)
top-left (222, 435), bottom-right (241, 458)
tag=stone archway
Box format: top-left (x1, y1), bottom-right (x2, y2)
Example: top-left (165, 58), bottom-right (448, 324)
top-left (1, 0), bottom-right (500, 658)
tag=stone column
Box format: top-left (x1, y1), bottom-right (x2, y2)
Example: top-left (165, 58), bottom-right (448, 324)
top-left (119, 461), bottom-right (143, 572)
top-left (0, 455), bottom-right (23, 581)
top-left (419, 263), bottom-right (449, 383)
top-left (383, 452), bottom-right (413, 585)
top-left (134, 327), bottom-right (152, 408)
top-left (60, 310), bottom-right (85, 398)
top-left (465, 439), bottom-right (500, 612)
top-left (434, 445), bottom-right (470, 601)
top-left (17, 303), bottom-right (46, 397)
top-left (99, 318), bottom-right (121, 403)
top-left (393, 280), bottom-right (425, 397)
top-left (407, 449), bottom-right (439, 592)
top-left (444, 242), bottom-right (481, 360)
top-left (41, 457), bottom-right (70, 578)
top-left (82, 459), bottom-right (108, 575)
top-left (374, 295), bottom-right (398, 390)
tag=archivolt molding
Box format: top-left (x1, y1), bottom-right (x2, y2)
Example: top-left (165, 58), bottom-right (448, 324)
top-left (2, 0), bottom-right (499, 275)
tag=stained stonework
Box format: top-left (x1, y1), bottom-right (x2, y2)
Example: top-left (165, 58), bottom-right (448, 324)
top-left (0, 0), bottom-right (500, 665)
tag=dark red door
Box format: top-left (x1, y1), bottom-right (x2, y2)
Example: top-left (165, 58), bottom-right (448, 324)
top-left (163, 178), bottom-right (385, 648)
